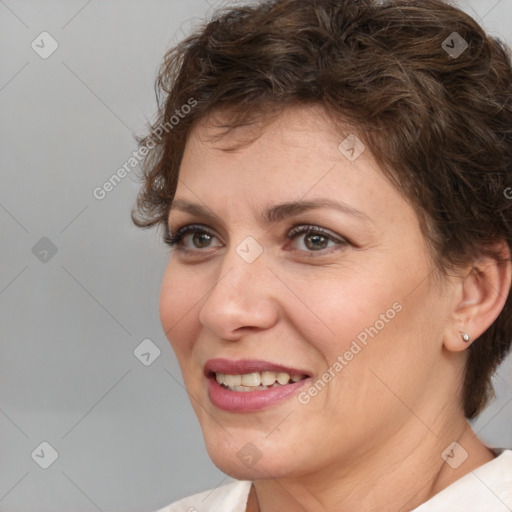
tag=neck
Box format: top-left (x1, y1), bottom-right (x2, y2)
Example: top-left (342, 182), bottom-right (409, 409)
top-left (247, 419), bottom-right (495, 512)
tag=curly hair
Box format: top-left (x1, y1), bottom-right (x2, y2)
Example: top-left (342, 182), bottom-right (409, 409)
top-left (132, 0), bottom-right (512, 419)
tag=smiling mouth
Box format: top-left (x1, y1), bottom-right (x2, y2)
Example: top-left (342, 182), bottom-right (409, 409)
top-left (214, 371), bottom-right (309, 392)
top-left (205, 359), bottom-right (312, 411)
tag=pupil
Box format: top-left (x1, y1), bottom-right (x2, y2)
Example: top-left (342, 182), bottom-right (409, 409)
top-left (194, 232), bottom-right (212, 248)
top-left (306, 234), bottom-right (328, 250)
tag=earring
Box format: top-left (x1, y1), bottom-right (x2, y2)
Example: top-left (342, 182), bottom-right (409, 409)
top-left (460, 331), bottom-right (470, 343)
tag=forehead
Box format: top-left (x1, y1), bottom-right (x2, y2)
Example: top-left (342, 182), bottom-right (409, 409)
top-left (175, 105), bottom-right (413, 228)
top-left (180, 105), bottom-right (371, 186)
top-left (187, 105), bottom-right (344, 159)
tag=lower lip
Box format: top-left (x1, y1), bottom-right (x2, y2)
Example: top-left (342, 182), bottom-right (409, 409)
top-left (207, 376), bottom-right (310, 412)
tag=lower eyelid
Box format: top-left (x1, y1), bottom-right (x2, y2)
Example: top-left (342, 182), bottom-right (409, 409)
top-left (285, 237), bottom-right (349, 254)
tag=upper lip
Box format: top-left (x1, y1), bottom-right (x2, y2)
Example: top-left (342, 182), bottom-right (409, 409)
top-left (204, 358), bottom-right (311, 378)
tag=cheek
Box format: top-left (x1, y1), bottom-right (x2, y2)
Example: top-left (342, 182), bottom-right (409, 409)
top-left (159, 262), bottom-right (199, 355)
top-left (284, 268), bottom-right (405, 358)
top-left (284, 257), bottom-right (435, 412)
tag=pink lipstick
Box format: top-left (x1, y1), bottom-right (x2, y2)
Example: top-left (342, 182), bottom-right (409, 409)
top-left (204, 358), bottom-right (311, 412)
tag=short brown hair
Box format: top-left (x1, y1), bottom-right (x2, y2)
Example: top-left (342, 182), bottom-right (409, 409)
top-left (132, 0), bottom-right (512, 419)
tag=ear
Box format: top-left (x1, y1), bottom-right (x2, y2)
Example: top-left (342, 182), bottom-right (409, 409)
top-left (444, 241), bottom-right (512, 353)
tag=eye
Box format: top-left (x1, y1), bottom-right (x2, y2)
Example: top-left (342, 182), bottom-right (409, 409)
top-left (287, 225), bottom-right (348, 253)
top-left (165, 224), bottom-right (222, 251)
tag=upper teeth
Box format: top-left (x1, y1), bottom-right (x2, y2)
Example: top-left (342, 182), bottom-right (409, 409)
top-left (216, 371), bottom-right (304, 388)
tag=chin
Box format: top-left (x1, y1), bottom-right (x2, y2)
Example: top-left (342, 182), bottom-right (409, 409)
top-left (201, 426), bottom-right (306, 481)
top-left (208, 448), bottom-right (294, 481)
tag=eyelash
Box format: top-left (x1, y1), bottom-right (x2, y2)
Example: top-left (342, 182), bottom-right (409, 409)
top-left (164, 223), bottom-right (349, 254)
top-left (164, 224), bottom-right (214, 248)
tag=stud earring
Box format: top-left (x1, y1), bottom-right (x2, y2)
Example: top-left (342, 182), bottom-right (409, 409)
top-left (460, 331), bottom-right (470, 343)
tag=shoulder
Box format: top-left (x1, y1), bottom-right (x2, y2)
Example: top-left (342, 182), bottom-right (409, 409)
top-left (413, 449), bottom-right (512, 512)
top-left (153, 480), bottom-right (253, 512)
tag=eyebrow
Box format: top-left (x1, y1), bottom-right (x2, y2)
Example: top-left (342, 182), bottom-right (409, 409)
top-left (169, 198), bottom-right (370, 224)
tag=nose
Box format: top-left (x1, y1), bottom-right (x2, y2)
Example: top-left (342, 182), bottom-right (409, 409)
top-left (198, 248), bottom-right (279, 340)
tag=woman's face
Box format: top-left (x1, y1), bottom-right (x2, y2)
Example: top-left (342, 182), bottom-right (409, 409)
top-left (160, 105), bottom-right (458, 479)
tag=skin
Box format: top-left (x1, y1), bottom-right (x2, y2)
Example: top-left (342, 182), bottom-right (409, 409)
top-left (159, 104), bottom-right (510, 511)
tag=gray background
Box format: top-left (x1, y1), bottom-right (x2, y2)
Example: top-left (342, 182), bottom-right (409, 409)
top-left (1, 0), bottom-right (511, 510)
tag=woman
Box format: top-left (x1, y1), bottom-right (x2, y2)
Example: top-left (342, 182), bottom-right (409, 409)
top-left (132, 0), bottom-right (512, 510)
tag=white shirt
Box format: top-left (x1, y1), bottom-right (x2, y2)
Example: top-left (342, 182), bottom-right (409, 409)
top-left (155, 449), bottom-right (512, 512)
